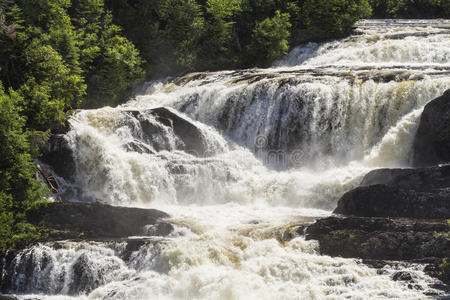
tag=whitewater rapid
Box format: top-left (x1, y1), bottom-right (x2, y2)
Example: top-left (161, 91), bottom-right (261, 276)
top-left (6, 20), bottom-right (450, 299)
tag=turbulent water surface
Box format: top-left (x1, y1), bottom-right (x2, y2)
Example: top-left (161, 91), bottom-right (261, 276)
top-left (7, 19), bottom-right (450, 299)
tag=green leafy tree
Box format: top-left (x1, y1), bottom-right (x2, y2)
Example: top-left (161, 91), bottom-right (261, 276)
top-left (246, 10), bottom-right (291, 66)
top-left (302, 0), bottom-right (372, 40)
top-left (104, 0), bottom-right (164, 76)
top-left (1, 1), bottom-right (86, 129)
top-left (19, 41), bottom-right (86, 129)
top-left (369, 0), bottom-right (448, 18)
top-left (71, 0), bottom-right (144, 107)
top-left (199, 0), bottom-right (242, 69)
top-left (235, 0), bottom-right (277, 54)
top-left (157, 0), bottom-right (206, 72)
top-left (0, 81), bottom-right (43, 254)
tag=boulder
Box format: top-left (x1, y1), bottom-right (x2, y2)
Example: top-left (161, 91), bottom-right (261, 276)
top-left (360, 165), bottom-right (450, 191)
top-left (392, 271), bottom-right (413, 282)
top-left (335, 184), bottom-right (450, 218)
top-left (151, 107), bottom-right (209, 156)
top-left (413, 89), bottom-right (450, 167)
top-left (334, 166), bottom-right (450, 218)
top-left (127, 107), bottom-right (210, 157)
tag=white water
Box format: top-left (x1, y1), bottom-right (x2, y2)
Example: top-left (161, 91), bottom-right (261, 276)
top-left (7, 20), bottom-right (450, 299)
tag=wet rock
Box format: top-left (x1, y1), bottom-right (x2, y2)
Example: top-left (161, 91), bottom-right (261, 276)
top-left (128, 107), bottom-right (210, 157)
top-left (335, 184), bottom-right (450, 218)
top-left (143, 222), bottom-right (174, 236)
top-left (413, 89), bottom-right (450, 167)
top-left (0, 295), bottom-right (19, 300)
top-left (69, 253), bottom-right (104, 295)
top-left (334, 165), bottom-right (450, 218)
top-left (360, 165), bottom-right (450, 191)
top-left (124, 140), bottom-right (155, 154)
top-left (40, 134), bottom-right (76, 180)
top-left (151, 107), bottom-right (209, 156)
top-left (40, 106), bottom-right (214, 190)
top-left (431, 283), bottom-right (450, 293)
top-left (304, 217), bottom-right (449, 260)
top-left (26, 202), bottom-right (173, 240)
top-left (392, 271), bottom-right (413, 281)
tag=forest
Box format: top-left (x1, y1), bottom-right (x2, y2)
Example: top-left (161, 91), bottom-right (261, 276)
top-left (0, 0), bottom-right (449, 255)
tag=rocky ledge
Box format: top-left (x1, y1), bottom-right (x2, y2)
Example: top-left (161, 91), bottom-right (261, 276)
top-left (0, 295), bottom-right (18, 300)
top-left (303, 217), bottom-right (449, 261)
top-left (27, 202), bottom-right (173, 240)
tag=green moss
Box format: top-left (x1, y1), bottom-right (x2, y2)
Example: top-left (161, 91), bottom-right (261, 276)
top-left (433, 231), bottom-right (450, 239)
top-left (439, 258), bottom-right (450, 283)
top-left (330, 230), bottom-right (357, 240)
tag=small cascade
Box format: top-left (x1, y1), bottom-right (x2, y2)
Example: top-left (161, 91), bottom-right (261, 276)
top-left (4, 220), bottom-right (442, 299)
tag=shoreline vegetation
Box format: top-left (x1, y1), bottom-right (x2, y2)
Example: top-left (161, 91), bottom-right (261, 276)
top-left (0, 0), bottom-right (449, 269)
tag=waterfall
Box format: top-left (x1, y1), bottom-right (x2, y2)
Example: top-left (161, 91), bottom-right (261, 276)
top-left (5, 20), bottom-right (450, 299)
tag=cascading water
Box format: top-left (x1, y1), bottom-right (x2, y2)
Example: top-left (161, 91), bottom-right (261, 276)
top-left (5, 20), bottom-right (450, 299)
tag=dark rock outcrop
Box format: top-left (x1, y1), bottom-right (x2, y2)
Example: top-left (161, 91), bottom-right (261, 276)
top-left (303, 217), bottom-right (449, 261)
top-left (128, 107), bottom-right (211, 157)
top-left (360, 165), bottom-right (450, 191)
top-left (151, 107), bottom-right (209, 156)
top-left (26, 202), bottom-right (173, 240)
top-left (392, 271), bottom-right (413, 282)
top-left (41, 134), bottom-right (76, 180)
top-left (334, 165), bottom-right (450, 218)
top-left (413, 89), bottom-right (450, 167)
top-left (0, 295), bottom-right (18, 300)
